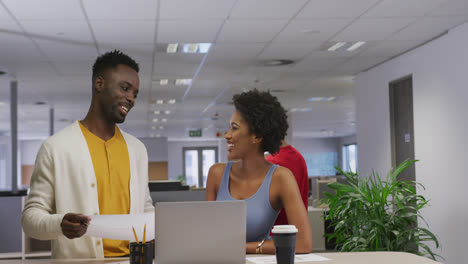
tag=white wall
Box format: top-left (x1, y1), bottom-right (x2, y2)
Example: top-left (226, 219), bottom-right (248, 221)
top-left (20, 140), bottom-right (43, 165)
top-left (293, 137), bottom-right (340, 154)
top-left (167, 139), bottom-right (227, 180)
top-left (139, 137), bottom-right (168, 162)
top-left (355, 22), bottom-right (468, 264)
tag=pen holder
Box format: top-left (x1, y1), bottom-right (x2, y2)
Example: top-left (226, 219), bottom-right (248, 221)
top-left (129, 242), bottom-right (153, 264)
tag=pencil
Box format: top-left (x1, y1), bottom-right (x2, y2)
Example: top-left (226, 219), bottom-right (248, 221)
top-left (142, 224), bottom-right (147, 244)
top-left (132, 226), bottom-right (140, 244)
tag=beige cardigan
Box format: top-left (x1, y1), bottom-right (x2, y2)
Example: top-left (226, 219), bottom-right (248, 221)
top-left (21, 121), bottom-right (154, 259)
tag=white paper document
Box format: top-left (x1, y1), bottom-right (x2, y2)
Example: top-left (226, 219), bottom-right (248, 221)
top-left (247, 254), bottom-right (330, 264)
top-left (86, 213), bottom-right (154, 242)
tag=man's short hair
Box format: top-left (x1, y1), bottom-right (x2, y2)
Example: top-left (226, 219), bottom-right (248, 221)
top-left (92, 50), bottom-right (139, 85)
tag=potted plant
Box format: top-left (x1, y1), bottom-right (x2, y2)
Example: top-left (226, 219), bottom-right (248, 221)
top-left (323, 160), bottom-right (441, 260)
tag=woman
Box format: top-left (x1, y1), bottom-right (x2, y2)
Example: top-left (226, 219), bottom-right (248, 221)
top-left (206, 89), bottom-right (312, 254)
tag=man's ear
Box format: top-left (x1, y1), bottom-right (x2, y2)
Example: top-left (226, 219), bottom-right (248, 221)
top-left (94, 76), bottom-right (104, 93)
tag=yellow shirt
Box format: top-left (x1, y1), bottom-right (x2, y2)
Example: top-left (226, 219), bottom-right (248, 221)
top-left (79, 122), bottom-right (131, 257)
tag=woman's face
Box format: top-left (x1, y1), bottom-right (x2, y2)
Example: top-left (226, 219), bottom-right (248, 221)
top-left (225, 111), bottom-right (258, 160)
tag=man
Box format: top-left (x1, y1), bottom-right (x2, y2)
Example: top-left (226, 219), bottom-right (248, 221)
top-left (21, 50), bottom-right (154, 259)
top-left (266, 140), bottom-right (309, 226)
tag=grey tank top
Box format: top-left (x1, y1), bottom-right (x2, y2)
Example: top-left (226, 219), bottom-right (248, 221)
top-left (216, 161), bottom-right (280, 242)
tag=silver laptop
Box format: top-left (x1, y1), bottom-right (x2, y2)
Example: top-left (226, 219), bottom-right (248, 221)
top-left (154, 200), bottom-right (246, 264)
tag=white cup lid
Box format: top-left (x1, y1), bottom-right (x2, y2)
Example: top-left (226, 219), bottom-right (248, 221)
top-left (272, 225), bottom-right (298, 234)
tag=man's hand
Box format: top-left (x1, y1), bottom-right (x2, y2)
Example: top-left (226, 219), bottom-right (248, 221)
top-left (61, 213), bottom-right (91, 239)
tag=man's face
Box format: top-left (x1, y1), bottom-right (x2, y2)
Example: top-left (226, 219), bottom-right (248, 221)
top-left (97, 64), bottom-right (139, 124)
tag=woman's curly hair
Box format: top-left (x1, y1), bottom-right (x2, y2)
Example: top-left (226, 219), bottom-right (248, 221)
top-left (233, 89), bottom-right (288, 155)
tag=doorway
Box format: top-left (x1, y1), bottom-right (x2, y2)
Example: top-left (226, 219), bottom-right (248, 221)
top-left (389, 75), bottom-right (415, 182)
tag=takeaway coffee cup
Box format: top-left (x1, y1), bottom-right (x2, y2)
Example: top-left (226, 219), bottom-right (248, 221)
top-left (272, 225), bottom-right (298, 264)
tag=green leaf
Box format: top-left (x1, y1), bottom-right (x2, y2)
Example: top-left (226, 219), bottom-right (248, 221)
top-left (327, 160), bottom-right (442, 261)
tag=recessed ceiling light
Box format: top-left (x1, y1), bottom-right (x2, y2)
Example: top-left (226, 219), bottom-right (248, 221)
top-left (164, 110), bottom-right (171, 115)
top-left (152, 118), bottom-right (159, 122)
top-left (151, 126), bottom-right (156, 130)
top-left (0, 101), bottom-right (4, 106)
top-left (183, 43), bottom-right (198, 53)
top-left (168, 99), bottom-right (176, 104)
top-left (159, 126), bottom-right (164, 130)
top-left (175, 79), bottom-right (192, 86)
top-left (307, 97), bottom-right (336, 102)
top-left (347, 41), bottom-right (366, 51)
top-left (156, 134), bottom-right (161, 138)
top-left (153, 110), bottom-right (160, 115)
top-left (198, 43), bottom-right (212, 53)
top-left (156, 99), bottom-right (164, 104)
top-left (166, 43), bottom-right (178, 53)
top-left (160, 79), bottom-right (168, 85)
top-left (150, 133), bottom-right (155, 138)
top-left (161, 118), bottom-right (167, 122)
top-left (300, 29), bottom-right (320, 34)
top-left (328, 42), bottom-right (346, 51)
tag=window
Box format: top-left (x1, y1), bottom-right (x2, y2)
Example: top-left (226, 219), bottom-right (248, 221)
top-left (183, 147), bottom-right (218, 188)
top-left (303, 152), bottom-right (338, 176)
top-left (342, 143), bottom-right (357, 173)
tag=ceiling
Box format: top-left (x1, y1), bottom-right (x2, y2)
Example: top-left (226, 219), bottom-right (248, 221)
top-left (0, 0), bottom-right (467, 140)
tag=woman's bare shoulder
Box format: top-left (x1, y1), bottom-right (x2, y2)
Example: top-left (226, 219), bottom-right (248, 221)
top-left (271, 165), bottom-right (297, 188)
top-left (208, 163), bottom-right (227, 181)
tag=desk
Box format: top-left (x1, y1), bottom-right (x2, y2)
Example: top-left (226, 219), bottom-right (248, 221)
top-left (0, 252), bottom-right (440, 264)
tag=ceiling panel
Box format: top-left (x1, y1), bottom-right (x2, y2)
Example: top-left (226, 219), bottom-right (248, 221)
top-left (157, 19), bottom-right (223, 43)
top-left (35, 40), bottom-right (98, 61)
top-left (3, 0), bottom-right (85, 20)
top-left (98, 44), bottom-right (155, 64)
top-left (306, 48), bottom-right (365, 59)
top-left (91, 20), bottom-right (156, 44)
top-left (160, 0), bottom-right (235, 19)
top-left (333, 56), bottom-right (390, 73)
top-left (357, 40), bottom-right (422, 57)
top-left (427, 0), bottom-right (468, 16)
top-left (290, 57), bottom-right (346, 72)
top-left (21, 20), bottom-right (93, 43)
top-left (153, 61), bottom-right (200, 77)
top-left (0, 4), bottom-right (12, 19)
top-left (217, 19), bottom-right (288, 43)
top-left (332, 18), bottom-right (415, 41)
top-left (390, 16), bottom-right (468, 41)
top-left (207, 43), bottom-right (265, 61)
top-left (230, 0), bottom-right (307, 19)
top-left (52, 61), bottom-right (93, 76)
top-left (258, 43), bottom-right (321, 60)
top-left (362, 0), bottom-right (447, 18)
top-left (297, 0), bottom-right (380, 19)
top-left (274, 19), bottom-right (352, 43)
top-left (83, 0), bottom-right (157, 20)
top-left (0, 31), bottom-right (31, 45)
top-left (0, 42), bottom-right (47, 62)
top-left (196, 66), bottom-right (241, 81)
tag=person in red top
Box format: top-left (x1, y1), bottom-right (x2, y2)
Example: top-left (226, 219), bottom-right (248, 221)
top-left (266, 140), bottom-right (309, 226)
